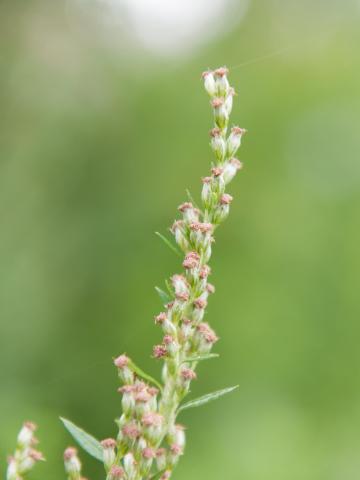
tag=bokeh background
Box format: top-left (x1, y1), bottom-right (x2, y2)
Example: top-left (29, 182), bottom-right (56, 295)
top-left (1, 0), bottom-right (360, 478)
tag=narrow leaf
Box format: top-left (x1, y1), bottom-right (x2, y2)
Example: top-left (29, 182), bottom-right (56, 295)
top-left (184, 353), bottom-right (219, 362)
top-left (155, 232), bottom-right (181, 257)
top-left (155, 286), bottom-right (171, 305)
top-left (60, 417), bottom-right (103, 462)
top-left (185, 189), bottom-right (202, 212)
top-left (178, 385), bottom-right (239, 413)
top-left (129, 361), bottom-right (163, 391)
top-left (165, 278), bottom-right (174, 296)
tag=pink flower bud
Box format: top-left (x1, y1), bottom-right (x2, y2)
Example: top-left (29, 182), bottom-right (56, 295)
top-left (109, 465), bottom-right (125, 479)
top-left (101, 438), bottom-right (116, 469)
top-left (170, 219), bottom-right (189, 251)
top-left (156, 448), bottom-right (167, 471)
top-left (153, 344), bottom-right (167, 359)
top-left (193, 298), bottom-right (207, 309)
top-left (211, 167), bottom-right (223, 177)
top-left (197, 323), bottom-right (219, 344)
top-left (182, 251), bottom-right (200, 270)
top-left (142, 412), bottom-right (163, 428)
top-left (122, 422), bottom-right (140, 440)
top-left (199, 265), bottom-right (211, 279)
top-left (214, 66), bottom-right (229, 77)
top-left (222, 157), bottom-right (243, 184)
top-left (180, 368), bottom-right (197, 381)
top-left (206, 283), bottom-right (216, 294)
top-left (142, 447), bottom-right (156, 459)
top-left (154, 312), bottom-right (167, 324)
top-left (161, 470), bottom-right (172, 480)
top-left (202, 70), bottom-right (217, 97)
top-left (214, 66), bottom-right (230, 96)
top-left (113, 354), bottom-right (129, 368)
top-left (220, 193), bottom-right (233, 205)
top-left (227, 126), bottom-right (247, 157)
top-left (64, 447), bottom-right (81, 475)
top-left (17, 421), bottom-right (37, 447)
top-left (101, 438), bottom-right (117, 449)
top-left (210, 128), bottom-right (226, 162)
top-left (211, 97), bottom-right (224, 108)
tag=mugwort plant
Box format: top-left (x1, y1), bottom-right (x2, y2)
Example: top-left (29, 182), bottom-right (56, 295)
top-left (6, 66), bottom-right (247, 480)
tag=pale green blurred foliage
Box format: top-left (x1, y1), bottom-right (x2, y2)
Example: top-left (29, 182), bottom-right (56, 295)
top-left (1, 0), bottom-right (360, 479)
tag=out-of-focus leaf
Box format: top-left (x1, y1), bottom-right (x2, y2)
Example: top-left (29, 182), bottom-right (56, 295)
top-left (184, 353), bottom-right (219, 362)
top-left (155, 286), bottom-right (171, 305)
top-left (178, 385), bottom-right (239, 413)
top-left (155, 231), bottom-right (181, 257)
top-left (60, 417), bottom-right (103, 462)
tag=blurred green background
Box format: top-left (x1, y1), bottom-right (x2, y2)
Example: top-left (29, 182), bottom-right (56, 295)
top-left (1, 0), bottom-right (360, 478)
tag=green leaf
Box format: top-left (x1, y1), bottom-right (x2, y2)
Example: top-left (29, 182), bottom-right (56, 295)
top-left (184, 353), bottom-right (219, 362)
top-left (186, 189), bottom-right (202, 212)
top-left (129, 361), bottom-right (163, 391)
top-left (177, 385), bottom-right (239, 413)
top-left (155, 231), bottom-right (181, 257)
top-left (60, 417), bottom-right (103, 462)
top-left (155, 286), bottom-right (171, 305)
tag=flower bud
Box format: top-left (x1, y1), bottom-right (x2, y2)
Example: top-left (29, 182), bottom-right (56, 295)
top-left (101, 438), bottom-right (116, 470)
top-left (170, 220), bottom-right (189, 251)
top-left (180, 318), bottom-right (193, 341)
top-left (227, 126), bottom-right (246, 157)
top-left (123, 452), bottom-right (136, 479)
top-left (64, 447), bottom-right (82, 478)
top-left (214, 66), bottom-right (230, 96)
top-left (134, 390), bottom-right (152, 416)
top-left (19, 449), bottom-right (44, 474)
top-left (118, 385), bottom-right (135, 415)
top-left (171, 274), bottom-right (189, 301)
top-left (202, 70), bottom-right (217, 97)
top-left (194, 323), bottom-right (219, 353)
top-left (182, 251), bottom-right (200, 271)
top-left (222, 158), bottom-right (243, 184)
top-left (163, 335), bottom-right (179, 357)
top-left (178, 202), bottom-right (199, 224)
top-left (224, 87), bottom-right (235, 115)
top-left (141, 412), bottom-right (163, 444)
top-left (156, 448), bottom-right (167, 471)
top-left (169, 443), bottom-right (183, 467)
top-left (153, 344), bottom-right (167, 359)
top-left (121, 422), bottom-right (140, 443)
top-left (7, 457), bottom-right (17, 480)
top-left (109, 465), bottom-right (125, 479)
top-left (114, 355), bottom-right (134, 384)
top-left (161, 470), bottom-right (172, 480)
top-left (211, 98), bottom-right (228, 129)
top-left (141, 447), bottom-right (156, 472)
top-left (17, 421), bottom-right (36, 448)
top-left (201, 176), bottom-right (213, 208)
top-left (193, 298), bottom-right (207, 323)
top-left (168, 424), bottom-right (186, 449)
top-left (210, 128), bottom-right (226, 163)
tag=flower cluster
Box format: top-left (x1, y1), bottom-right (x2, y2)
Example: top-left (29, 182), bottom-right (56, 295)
top-left (6, 422), bottom-right (44, 480)
top-left (6, 66), bottom-right (245, 480)
top-left (112, 66), bottom-right (246, 480)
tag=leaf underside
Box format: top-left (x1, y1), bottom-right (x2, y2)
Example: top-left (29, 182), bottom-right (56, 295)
top-left (60, 417), bottom-right (103, 462)
top-left (178, 385), bottom-right (239, 413)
